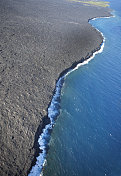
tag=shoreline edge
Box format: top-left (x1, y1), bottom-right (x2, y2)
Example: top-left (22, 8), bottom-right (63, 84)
top-left (28, 14), bottom-right (113, 176)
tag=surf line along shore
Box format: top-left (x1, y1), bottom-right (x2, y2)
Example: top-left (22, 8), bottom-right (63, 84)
top-left (0, 0), bottom-right (112, 175)
top-left (28, 27), bottom-right (106, 176)
top-left (29, 7), bottom-right (112, 176)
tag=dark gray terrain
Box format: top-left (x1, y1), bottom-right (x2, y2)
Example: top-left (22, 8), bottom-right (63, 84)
top-left (0, 0), bottom-right (110, 175)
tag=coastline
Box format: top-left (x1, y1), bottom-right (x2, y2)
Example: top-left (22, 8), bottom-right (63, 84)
top-left (28, 15), bottom-right (111, 176)
top-left (30, 13), bottom-right (116, 175)
top-left (0, 0), bottom-right (112, 175)
top-left (39, 6), bottom-right (121, 175)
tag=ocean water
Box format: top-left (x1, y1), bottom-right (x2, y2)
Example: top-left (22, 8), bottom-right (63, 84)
top-left (42, 0), bottom-right (121, 176)
top-left (29, 0), bottom-right (121, 175)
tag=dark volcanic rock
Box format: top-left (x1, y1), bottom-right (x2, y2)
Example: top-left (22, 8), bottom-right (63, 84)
top-left (0, 0), bottom-right (111, 175)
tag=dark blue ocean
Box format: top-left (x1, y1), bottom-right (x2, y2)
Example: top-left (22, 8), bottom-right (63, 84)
top-left (41, 0), bottom-right (121, 176)
top-left (29, 0), bottom-right (121, 175)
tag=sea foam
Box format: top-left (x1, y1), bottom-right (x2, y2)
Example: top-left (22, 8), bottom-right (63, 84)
top-left (28, 17), bottom-right (107, 176)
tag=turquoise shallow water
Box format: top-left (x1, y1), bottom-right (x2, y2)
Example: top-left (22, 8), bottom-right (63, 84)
top-left (42, 0), bottom-right (121, 175)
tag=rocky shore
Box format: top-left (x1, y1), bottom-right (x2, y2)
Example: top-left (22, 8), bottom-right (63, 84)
top-left (0, 0), bottom-right (111, 175)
